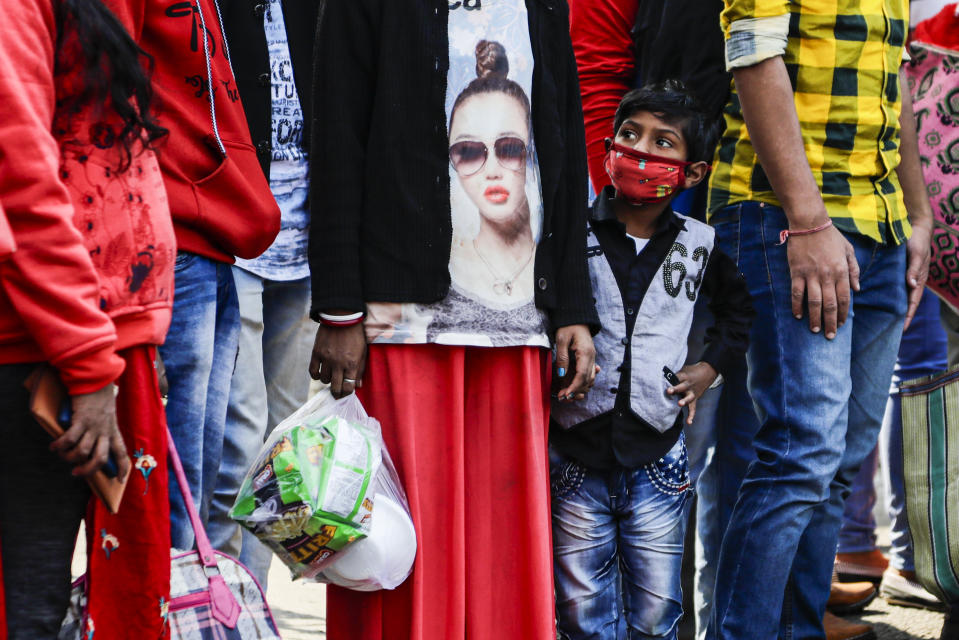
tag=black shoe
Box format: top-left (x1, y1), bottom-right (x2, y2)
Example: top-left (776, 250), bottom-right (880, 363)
top-left (941, 605), bottom-right (959, 640)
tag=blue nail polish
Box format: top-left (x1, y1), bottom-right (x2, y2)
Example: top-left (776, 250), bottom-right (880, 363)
top-left (557, 367), bottom-right (566, 377)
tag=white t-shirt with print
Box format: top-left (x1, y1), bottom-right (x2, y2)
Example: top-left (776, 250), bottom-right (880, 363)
top-left (234, 0), bottom-right (310, 281)
top-left (366, 0), bottom-right (549, 348)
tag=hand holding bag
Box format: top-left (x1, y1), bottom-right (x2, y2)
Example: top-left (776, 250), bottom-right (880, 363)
top-left (231, 391), bottom-right (416, 591)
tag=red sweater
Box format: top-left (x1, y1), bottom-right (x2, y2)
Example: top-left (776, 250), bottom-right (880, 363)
top-left (105, 0), bottom-right (280, 263)
top-left (0, 203), bottom-right (12, 261)
top-left (0, 0), bottom-right (125, 394)
top-left (54, 28), bottom-right (177, 353)
top-left (568, 0), bottom-right (640, 192)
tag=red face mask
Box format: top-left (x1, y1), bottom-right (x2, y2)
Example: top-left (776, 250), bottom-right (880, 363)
top-left (603, 139), bottom-right (693, 205)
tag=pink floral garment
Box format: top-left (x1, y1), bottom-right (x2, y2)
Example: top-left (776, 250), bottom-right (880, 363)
top-left (906, 13), bottom-right (959, 311)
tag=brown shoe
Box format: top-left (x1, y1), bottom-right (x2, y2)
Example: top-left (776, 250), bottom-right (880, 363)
top-left (835, 549), bottom-right (889, 583)
top-left (827, 578), bottom-right (878, 615)
top-left (824, 611), bottom-right (877, 640)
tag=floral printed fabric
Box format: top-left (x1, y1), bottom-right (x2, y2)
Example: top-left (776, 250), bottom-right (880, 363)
top-left (83, 347), bottom-right (170, 639)
top-left (907, 37), bottom-right (959, 311)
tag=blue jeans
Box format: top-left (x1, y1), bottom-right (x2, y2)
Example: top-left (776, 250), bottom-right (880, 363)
top-left (674, 182), bottom-right (727, 640)
top-left (207, 267), bottom-right (313, 585)
top-left (551, 435), bottom-right (692, 640)
top-left (839, 289), bottom-right (947, 570)
top-left (692, 355), bottom-right (759, 639)
top-left (684, 301), bottom-right (724, 640)
top-left (159, 252), bottom-right (240, 550)
top-left (706, 202), bottom-right (907, 640)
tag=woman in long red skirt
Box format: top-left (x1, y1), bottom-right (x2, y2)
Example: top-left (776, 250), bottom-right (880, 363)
top-left (308, 2), bottom-right (598, 638)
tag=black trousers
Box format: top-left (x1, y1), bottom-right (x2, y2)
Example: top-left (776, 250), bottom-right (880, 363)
top-left (0, 363), bottom-right (89, 639)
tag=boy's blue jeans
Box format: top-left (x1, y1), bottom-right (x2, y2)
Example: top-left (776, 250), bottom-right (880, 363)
top-left (706, 202), bottom-right (906, 639)
top-left (551, 434), bottom-right (692, 640)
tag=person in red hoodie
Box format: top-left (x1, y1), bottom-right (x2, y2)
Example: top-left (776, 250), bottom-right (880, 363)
top-left (104, 0), bottom-right (281, 551)
top-left (0, 0), bottom-right (175, 637)
top-left (0, 204), bottom-right (12, 263)
top-left (0, 201), bottom-right (7, 640)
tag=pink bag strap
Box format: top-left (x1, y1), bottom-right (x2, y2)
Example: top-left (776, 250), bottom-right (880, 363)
top-left (166, 429), bottom-right (241, 628)
top-left (166, 429), bottom-right (218, 569)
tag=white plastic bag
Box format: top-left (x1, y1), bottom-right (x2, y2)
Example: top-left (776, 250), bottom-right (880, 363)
top-left (319, 448), bottom-right (417, 591)
top-left (230, 391), bottom-right (415, 590)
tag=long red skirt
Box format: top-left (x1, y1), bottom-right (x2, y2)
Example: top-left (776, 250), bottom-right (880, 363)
top-left (84, 345), bottom-right (170, 639)
top-left (327, 344), bottom-right (555, 640)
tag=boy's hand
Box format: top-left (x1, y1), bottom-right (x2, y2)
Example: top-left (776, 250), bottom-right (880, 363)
top-left (666, 361), bottom-right (718, 424)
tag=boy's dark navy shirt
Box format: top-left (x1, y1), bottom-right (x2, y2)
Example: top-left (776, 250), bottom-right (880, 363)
top-left (550, 186), bottom-right (753, 469)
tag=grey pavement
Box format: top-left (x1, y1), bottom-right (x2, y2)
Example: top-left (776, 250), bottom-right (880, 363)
top-left (848, 596), bottom-right (944, 640)
top-left (264, 553), bottom-right (946, 640)
top-left (71, 523), bottom-right (946, 638)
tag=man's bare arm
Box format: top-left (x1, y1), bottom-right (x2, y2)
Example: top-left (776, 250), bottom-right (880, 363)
top-left (734, 56), bottom-right (860, 339)
top-left (896, 67), bottom-right (933, 330)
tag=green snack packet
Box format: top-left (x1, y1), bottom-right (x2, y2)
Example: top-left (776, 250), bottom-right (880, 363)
top-left (230, 410), bottom-right (380, 579)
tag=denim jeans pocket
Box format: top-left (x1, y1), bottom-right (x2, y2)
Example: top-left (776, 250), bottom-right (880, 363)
top-left (549, 447), bottom-right (587, 501)
top-left (644, 436), bottom-right (690, 496)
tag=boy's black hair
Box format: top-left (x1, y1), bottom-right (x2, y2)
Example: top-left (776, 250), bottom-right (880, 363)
top-left (613, 79), bottom-right (718, 164)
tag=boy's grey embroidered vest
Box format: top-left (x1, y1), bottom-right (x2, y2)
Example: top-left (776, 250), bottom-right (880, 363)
top-left (553, 214), bottom-right (716, 433)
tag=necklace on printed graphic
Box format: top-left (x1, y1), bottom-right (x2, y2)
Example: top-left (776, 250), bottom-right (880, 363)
top-left (472, 238), bottom-right (535, 296)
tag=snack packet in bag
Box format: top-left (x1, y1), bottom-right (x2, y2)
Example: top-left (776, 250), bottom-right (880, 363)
top-left (230, 392), bottom-right (383, 579)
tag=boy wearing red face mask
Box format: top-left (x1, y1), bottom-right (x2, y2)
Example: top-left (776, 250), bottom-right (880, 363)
top-left (548, 81), bottom-right (753, 640)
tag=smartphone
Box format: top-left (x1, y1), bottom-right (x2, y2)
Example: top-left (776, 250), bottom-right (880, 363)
top-left (663, 366), bottom-right (681, 386)
top-left (58, 400), bottom-right (119, 478)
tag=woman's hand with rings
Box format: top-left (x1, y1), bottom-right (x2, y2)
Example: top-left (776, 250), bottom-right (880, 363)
top-left (310, 316), bottom-right (368, 399)
top-left (554, 324), bottom-right (597, 402)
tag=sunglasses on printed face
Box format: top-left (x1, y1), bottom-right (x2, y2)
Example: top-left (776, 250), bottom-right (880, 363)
top-left (448, 136), bottom-right (528, 176)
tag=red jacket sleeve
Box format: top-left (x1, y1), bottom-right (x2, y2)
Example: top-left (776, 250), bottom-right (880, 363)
top-left (569, 0), bottom-right (640, 191)
top-left (0, 202), bottom-right (13, 262)
top-left (0, 0), bottom-right (124, 394)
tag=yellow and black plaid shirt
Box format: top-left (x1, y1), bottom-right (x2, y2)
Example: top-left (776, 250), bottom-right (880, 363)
top-left (707, 0), bottom-right (911, 245)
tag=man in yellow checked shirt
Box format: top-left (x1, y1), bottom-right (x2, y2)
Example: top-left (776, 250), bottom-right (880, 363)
top-left (704, 0), bottom-right (934, 638)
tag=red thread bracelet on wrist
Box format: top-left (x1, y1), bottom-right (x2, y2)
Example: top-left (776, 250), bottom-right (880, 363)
top-left (320, 317), bottom-right (364, 328)
top-left (321, 318), bottom-right (364, 327)
top-left (777, 218), bottom-right (833, 246)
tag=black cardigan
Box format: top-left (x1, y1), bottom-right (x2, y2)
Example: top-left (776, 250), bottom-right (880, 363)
top-left (308, 0), bottom-right (598, 333)
top-left (221, 0), bottom-right (318, 179)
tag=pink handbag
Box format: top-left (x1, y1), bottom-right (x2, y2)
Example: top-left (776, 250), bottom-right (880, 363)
top-left (60, 430), bottom-right (282, 639)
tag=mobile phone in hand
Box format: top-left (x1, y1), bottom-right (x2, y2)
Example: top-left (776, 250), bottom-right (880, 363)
top-left (58, 400), bottom-right (119, 478)
top-left (663, 366), bottom-right (681, 387)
